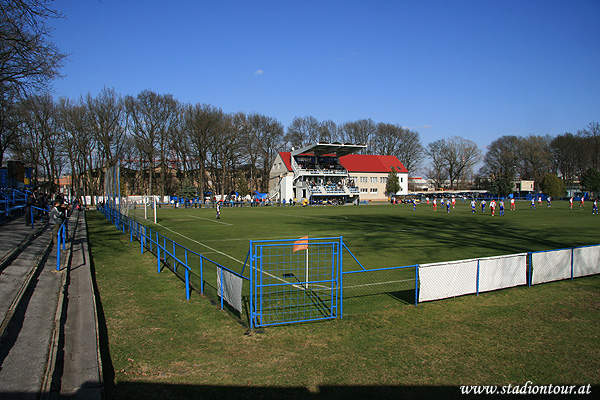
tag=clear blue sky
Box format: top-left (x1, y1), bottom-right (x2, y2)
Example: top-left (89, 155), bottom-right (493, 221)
top-left (50, 0), bottom-right (600, 151)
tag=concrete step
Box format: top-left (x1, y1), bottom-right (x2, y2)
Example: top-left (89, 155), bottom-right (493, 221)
top-left (0, 212), bottom-right (91, 400)
top-left (0, 235), bottom-right (64, 399)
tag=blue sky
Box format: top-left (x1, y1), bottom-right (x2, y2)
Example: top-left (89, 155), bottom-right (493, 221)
top-left (50, 0), bottom-right (600, 151)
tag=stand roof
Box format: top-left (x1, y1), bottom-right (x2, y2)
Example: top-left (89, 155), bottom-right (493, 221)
top-left (291, 142), bottom-right (367, 158)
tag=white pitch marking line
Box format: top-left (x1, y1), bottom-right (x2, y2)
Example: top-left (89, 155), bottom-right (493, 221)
top-left (156, 223), bottom-right (244, 264)
top-left (186, 214), bottom-right (233, 226)
top-left (155, 223), bottom-right (302, 288)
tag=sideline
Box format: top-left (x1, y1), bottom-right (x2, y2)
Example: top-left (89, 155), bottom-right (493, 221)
top-left (156, 223), bottom-right (307, 290)
top-left (156, 223), bottom-right (245, 265)
top-left (186, 214), bottom-right (233, 226)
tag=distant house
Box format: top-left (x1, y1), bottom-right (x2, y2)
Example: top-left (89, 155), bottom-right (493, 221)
top-left (269, 143), bottom-right (409, 203)
top-left (512, 180), bottom-right (535, 193)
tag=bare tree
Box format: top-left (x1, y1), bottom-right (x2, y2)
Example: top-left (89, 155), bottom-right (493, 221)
top-left (426, 137), bottom-right (480, 189)
top-left (209, 114), bottom-right (244, 197)
top-left (372, 122), bottom-right (401, 156)
top-left (396, 128), bottom-right (425, 174)
top-left (580, 122), bottom-right (600, 170)
top-left (425, 139), bottom-right (448, 189)
top-left (481, 135), bottom-right (521, 179)
top-left (444, 137), bottom-right (480, 189)
top-left (11, 93), bottom-right (63, 189)
top-left (550, 133), bottom-right (584, 185)
top-left (0, 83), bottom-right (19, 166)
top-left (318, 119), bottom-right (338, 143)
top-left (125, 90), bottom-right (179, 198)
top-left (85, 87), bottom-right (125, 168)
top-left (285, 116), bottom-right (320, 149)
top-left (0, 0), bottom-right (66, 93)
top-left (56, 97), bottom-right (82, 196)
top-left (183, 103), bottom-right (222, 199)
top-left (252, 114), bottom-right (284, 192)
top-left (517, 134), bottom-right (552, 189)
top-left (339, 119), bottom-right (375, 154)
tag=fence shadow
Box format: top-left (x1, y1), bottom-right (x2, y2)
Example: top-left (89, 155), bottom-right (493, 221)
top-left (386, 289), bottom-right (416, 304)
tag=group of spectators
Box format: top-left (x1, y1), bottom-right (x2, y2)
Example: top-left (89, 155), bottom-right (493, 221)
top-left (25, 190), bottom-right (79, 244)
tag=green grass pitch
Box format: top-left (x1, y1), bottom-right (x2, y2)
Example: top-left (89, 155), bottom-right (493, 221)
top-left (125, 199), bottom-right (598, 315)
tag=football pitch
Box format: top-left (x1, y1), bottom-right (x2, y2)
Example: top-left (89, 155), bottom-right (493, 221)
top-left (128, 199), bottom-right (598, 268)
top-left (88, 203), bottom-right (600, 397)
top-left (125, 199), bottom-right (599, 315)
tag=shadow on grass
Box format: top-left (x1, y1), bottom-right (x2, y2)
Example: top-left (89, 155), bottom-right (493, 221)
top-left (57, 381), bottom-right (495, 400)
top-left (387, 289), bottom-right (416, 304)
top-left (300, 210), bottom-right (591, 265)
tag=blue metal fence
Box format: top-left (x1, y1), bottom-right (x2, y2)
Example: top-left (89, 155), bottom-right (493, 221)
top-left (98, 204), bottom-right (250, 314)
top-left (0, 188), bottom-right (28, 223)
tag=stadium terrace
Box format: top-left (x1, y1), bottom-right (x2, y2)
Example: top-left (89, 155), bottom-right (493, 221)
top-left (269, 143), bottom-right (409, 204)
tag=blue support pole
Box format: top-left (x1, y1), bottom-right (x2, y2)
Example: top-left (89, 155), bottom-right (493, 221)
top-left (339, 236), bottom-right (343, 319)
top-left (157, 243), bottom-right (161, 273)
top-left (570, 248), bottom-right (574, 280)
top-left (185, 268), bottom-right (190, 300)
top-left (185, 249), bottom-right (189, 300)
top-left (56, 229), bottom-right (61, 271)
top-left (199, 256), bottom-right (204, 294)
top-left (476, 259), bottom-right (480, 296)
top-left (528, 252), bottom-right (532, 286)
top-left (415, 265), bottom-right (419, 306)
top-left (249, 240), bottom-right (254, 331)
top-left (220, 267), bottom-right (224, 310)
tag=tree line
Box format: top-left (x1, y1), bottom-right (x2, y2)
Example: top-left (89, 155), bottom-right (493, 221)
top-left (1, 88), bottom-right (428, 200)
top-left (2, 1), bottom-right (599, 200)
top-left (2, 87), bottom-right (598, 200)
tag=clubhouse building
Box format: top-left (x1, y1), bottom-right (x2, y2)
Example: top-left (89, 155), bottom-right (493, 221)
top-left (269, 143), bottom-right (409, 204)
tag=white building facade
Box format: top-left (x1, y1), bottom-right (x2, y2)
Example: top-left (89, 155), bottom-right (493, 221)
top-left (269, 143), bottom-right (409, 203)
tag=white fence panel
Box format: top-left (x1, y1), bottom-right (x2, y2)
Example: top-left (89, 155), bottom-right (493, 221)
top-left (418, 259), bottom-right (478, 302)
top-left (531, 249), bottom-right (572, 285)
top-left (573, 245), bottom-right (600, 278)
top-left (217, 267), bottom-right (243, 313)
top-left (478, 253), bottom-right (528, 293)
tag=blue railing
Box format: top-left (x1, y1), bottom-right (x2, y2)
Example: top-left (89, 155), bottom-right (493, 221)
top-left (98, 204), bottom-right (249, 310)
top-left (0, 188), bottom-right (28, 222)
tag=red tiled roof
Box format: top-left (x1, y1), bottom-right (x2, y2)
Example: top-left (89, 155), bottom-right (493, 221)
top-left (280, 152), bottom-right (293, 171)
top-left (278, 152), bottom-right (408, 173)
top-left (339, 154), bottom-right (408, 173)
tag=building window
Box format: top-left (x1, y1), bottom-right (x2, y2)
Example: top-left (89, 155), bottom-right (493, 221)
top-left (400, 177), bottom-right (403, 183)
top-left (360, 177), bottom-right (368, 183)
top-left (370, 177), bottom-right (377, 183)
top-left (360, 188), bottom-right (368, 193)
top-left (370, 188), bottom-right (378, 193)
top-left (380, 177), bottom-right (387, 183)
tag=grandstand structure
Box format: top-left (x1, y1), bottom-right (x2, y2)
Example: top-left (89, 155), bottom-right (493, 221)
top-left (269, 143), bottom-right (409, 204)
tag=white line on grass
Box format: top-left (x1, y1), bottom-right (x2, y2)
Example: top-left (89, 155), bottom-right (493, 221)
top-left (186, 214), bottom-right (233, 226)
top-left (156, 223), bottom-right (244, 264)
top-left (343, 279), bottom-right (414, 289)
top-left (246, 209), bottom-right (329, 220)
top-left (155, 223), bottom-right (303, 289)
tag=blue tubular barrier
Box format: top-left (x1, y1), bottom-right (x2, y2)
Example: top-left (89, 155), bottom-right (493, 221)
top-left (56, 219), bottom-right (68, 271)
top-left (98, 204), bottom-right (249, 304)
